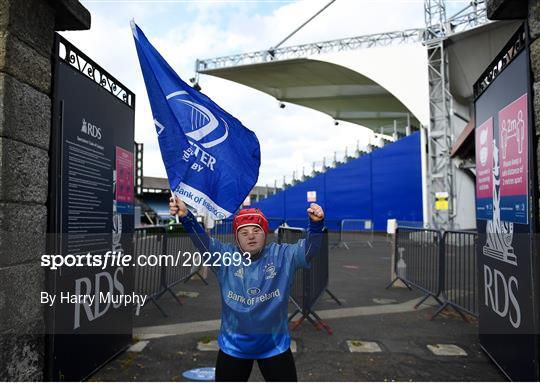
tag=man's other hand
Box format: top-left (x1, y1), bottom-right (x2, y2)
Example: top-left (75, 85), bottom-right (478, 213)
top-left (307, 203), bottom-right (324, 222)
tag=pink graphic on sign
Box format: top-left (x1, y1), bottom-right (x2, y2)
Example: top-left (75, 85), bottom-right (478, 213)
top-left (475, 117), bottom-right (493, 199)
top-left (499, 93), bottom-right (528, 197)
top-left (115, 146), bottom-right (134, 204)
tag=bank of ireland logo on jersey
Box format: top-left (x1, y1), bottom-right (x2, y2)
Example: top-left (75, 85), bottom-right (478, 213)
top-left (264, 263), bottom-right (276, 280)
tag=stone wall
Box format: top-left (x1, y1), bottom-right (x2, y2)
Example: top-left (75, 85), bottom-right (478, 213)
top-left (529, 2), bottom-right (540, 224)
top-left (0, 0), bottom-right (89, 380)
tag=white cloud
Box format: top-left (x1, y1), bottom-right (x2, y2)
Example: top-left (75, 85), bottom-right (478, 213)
top-left (63, 0), bottom-right (445, 186)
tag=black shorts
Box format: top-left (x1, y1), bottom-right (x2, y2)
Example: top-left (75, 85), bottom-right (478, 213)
top-left (215, 348), bottom-right (297, 382)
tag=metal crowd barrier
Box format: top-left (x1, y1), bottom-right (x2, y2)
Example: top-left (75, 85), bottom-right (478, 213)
top-left (267, 218), bottom-right (285, 241)
top-left (210, 219), bottom-right (234, 244)
top-left (133, 226), bottom-right (166, 314)
top-left (386, 227), bottom-right (443, 310)
top-left (279, 227), bottom-right (307, 323)
top-left (387, 227), bottom-right (478, 321)
top-left (133, 224), bottom-right (204, 317)
top-left (337, 219), bottom-right (374, 248)
top-left (278, 226), bottom-right (340, 334)
top-left (436, 230), bottom-right (478, 319)
top-left (396, 220), bottom-right (425, 229)
top-left (165, 224), bottom-right (209, 287)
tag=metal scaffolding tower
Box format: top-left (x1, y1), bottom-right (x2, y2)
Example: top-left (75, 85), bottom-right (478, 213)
top-left (424, 0), bottom-right (487, 229)
top-left (424, 0), bottom-right (453, 229)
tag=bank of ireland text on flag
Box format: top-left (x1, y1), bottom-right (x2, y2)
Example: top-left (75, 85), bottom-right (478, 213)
top-left (131, 22), bottom-right (261, 219)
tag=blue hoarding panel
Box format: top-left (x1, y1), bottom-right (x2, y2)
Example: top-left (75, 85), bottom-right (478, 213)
top-left (325, 155), bottom-right (372, 230)
top-left (283, 176), bottom-right (326, 229)
top-left (253, 132), bottom-right (422, 231)
top-left (252, 191), bottom-right (285, 230)
top-left (372, 132), bottom-right (423, 230)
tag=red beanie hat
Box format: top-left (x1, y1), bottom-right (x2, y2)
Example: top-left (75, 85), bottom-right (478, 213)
top-left (233, 208), bottom-right (269, 242)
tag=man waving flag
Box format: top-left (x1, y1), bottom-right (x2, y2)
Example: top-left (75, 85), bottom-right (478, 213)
top-left (131, 21), bottom-right (260, 220)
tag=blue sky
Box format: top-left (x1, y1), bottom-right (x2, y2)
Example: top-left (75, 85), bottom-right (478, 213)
top-left (64, 0), bottom-right (472, 186)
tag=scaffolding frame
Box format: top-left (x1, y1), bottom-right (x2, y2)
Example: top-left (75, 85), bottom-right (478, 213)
top-left (196, 28), bottom-right (425, 72)
top-left (423, 0), bottom-right (487, 229)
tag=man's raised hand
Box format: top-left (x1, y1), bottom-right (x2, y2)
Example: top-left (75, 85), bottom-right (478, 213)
top-left (307, 203), bottom-right (324, 222)
top-left (169, 195), bottom-right (188, 218)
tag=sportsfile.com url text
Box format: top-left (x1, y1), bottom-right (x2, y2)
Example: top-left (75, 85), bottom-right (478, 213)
top-left (40, 251), bottom-right (252, 270)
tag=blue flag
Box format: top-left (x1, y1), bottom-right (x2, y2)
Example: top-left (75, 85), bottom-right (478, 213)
top-left (131, 22), bottom-right (260, 219)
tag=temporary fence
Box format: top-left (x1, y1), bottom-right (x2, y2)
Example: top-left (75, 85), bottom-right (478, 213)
top-left (133, 226), bottom-right (167, 315)
top-left (133, 224), bottom-right (205, 317)
top-left (436, 230), bottom-right (478, 318)
top-left (387, 228), bottom-right (443, 310)
top-left (282, 218), bottom-right (310, 230)
top-left (261, 218), bottom-right (341, 248)
top-left (396, 220), bottom-right (425, 229)
top-left (164, 224), bottom-right (208, 287)
top-left (210, 219), bottom-right (234, 244)
top-left (337, 219), bottom-right (374, 248)
top-left (267, 218), bottom-right (286, 232)
top-left (278, 226), bottom-right (341, 334)
top-left (387, 227), bottom-right (478, 321)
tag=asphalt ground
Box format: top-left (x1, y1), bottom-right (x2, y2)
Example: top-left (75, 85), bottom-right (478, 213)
top-left (89, 233), bottom-right (507, 382)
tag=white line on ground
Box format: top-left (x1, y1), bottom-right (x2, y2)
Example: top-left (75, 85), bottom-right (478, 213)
top-left (135, 318), bottom-right (221, 340)
top-left (134, 297), bottom-right (425, 340)
top-left (128, 340), bottom-right (149, 352)
top-left (316, 297), bottom-right (429, 320)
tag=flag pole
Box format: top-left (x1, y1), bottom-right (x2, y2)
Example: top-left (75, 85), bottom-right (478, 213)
top-left (171, 190), bottom-right (179, 224)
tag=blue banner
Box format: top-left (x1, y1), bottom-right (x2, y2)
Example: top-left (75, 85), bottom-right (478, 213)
top-left (131, 22), bottom-right (260, 219)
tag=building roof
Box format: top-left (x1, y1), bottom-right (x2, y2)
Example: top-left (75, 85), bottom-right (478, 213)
top-left (200, 57), bottom-right (420, 133)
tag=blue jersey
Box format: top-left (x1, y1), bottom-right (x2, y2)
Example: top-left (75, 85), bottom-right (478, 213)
top-left (180, 212), bottom-right (324, 359)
